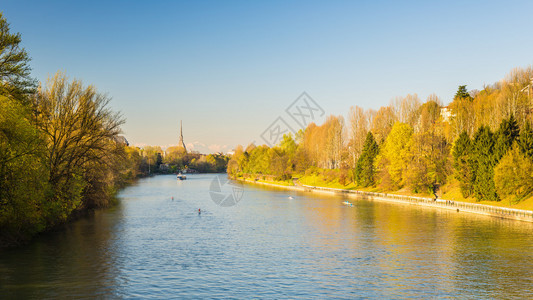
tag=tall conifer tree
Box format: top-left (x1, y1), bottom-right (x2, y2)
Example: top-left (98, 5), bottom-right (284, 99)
top-left (473, 126), bottom-right (499, 201)
top-left (453, 131), bottom-right (475, 198)
top-left (355, 132), bottom-right (379, 187)
top-left (518, 121), bottom-right (533, 159)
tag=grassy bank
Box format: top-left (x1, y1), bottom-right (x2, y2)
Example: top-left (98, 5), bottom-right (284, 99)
top-left (235, 174), bottom-right (533, 224)
top-left (236, 176), bottom-right (294, 186)
top-left (238, 173), bottom-right (533, 212)
top-left (440, 181), bottom-right (533, 211)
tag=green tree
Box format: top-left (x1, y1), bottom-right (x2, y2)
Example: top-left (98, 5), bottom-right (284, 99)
top-left (164, 146), bottom-right (187, 167)
top-left (454, 85), bottom-right (472, 101)
top-left (0, 12), bottom-right (36, 102)
top-left (0, 96), bottom-right (48, 245)
top-left (34, 72), bottom-right (124, 222)
top-left (279, 133), bottom-right (297, 158)
top-left (81, 139), bottom-right (128, 209)
top-left (293, 146), bottom-right (310, 174)
top-left (269, 146), bottom-right (292, 180)
top-left (227, 145), bottom-right (245, 177)
top-left (452, 131), bottom-right (475, 197)
top-left (404, 132), bottom-right (450, 194)
top-left (518, 121), bottom-right (533, 159)
top-left (355, 132), bottom-right (379, 187)
top-left (122, 146), bottom-right (142, 180)
top-left (494, 114), bottom-right (519, 160)
top-left (245, 145), bottom-right (269, 175)
top-left (494, 145), bottom-right (533, 202)
top-left (472, 126), bottom-right (499, 201)
top-left (375, 122), bottom-right (413, 189)
top-left (141, 146), bottom-right (163, 174)
top-left (156, 152), bottom-right (163, 168)
top-left (194, 154), bottom-right (229, 173)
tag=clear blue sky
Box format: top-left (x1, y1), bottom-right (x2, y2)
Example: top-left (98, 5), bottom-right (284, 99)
top-left (3, 0), bottom-right (533, 153)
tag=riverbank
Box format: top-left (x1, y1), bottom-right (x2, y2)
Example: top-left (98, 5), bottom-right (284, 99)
top-left (235, 177), bottom-right (533, 223)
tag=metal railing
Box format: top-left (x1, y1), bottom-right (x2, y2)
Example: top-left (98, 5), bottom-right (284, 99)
top-left (301, 184), bottom-right (533, 221)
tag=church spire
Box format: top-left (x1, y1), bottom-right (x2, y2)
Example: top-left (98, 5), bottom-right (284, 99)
top-left (179, 120), bottom-right (187, 153)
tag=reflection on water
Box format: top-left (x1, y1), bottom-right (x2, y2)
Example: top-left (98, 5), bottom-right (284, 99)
top-left (0, 205), bottom-right (123, 297)
top-left (1, 174), bottom-right (533, 298)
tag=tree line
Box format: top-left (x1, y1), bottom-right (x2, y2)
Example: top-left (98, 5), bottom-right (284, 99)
top-left (228, 66), bottom-right (533, 204)
top-left (137, 145), bottom-right (229, 174)
top-left (0, 12), bottom-right (230, 246)
top-left (0, 13), bottom-right (148, 247)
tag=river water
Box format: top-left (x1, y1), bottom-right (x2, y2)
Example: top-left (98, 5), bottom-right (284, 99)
top-left (1, 174), bottom-right (533, 298)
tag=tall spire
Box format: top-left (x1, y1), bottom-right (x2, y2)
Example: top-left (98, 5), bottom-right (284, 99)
top-left (179, 120), bottom-right (187, 153)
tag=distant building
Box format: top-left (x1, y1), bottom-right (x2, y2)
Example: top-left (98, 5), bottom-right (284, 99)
top-left (440, 106), bottom-right (453, 123)
top-left (178, 120), bottom-right (187, 153)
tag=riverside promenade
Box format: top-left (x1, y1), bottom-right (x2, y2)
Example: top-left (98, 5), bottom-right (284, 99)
top-left (237, 177), bottom-right (533, 223)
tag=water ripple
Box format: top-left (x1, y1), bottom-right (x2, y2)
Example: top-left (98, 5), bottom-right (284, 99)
top-left (2, 174), bottom-right (533, 299)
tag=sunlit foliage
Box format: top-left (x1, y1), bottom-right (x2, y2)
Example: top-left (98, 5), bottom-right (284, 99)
top-left (229, 65), bottom-right (533, 204)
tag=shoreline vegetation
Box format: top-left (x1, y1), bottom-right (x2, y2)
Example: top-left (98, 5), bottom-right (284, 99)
top-left (233, 175), bottom-right (533, 223)
top-left (0, 9), bottom-right (140, 247)
top-left (227, 67), bottom-right (533, 217)
top-left (0, 13), bottom-right (228, 248)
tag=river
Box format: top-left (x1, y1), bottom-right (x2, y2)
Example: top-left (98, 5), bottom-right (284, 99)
top-left (1, 174), bottom-right (533, 298)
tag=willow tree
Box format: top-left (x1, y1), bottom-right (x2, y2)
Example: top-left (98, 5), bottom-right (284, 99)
top-left (34, 73), bottom-right (124, 218)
